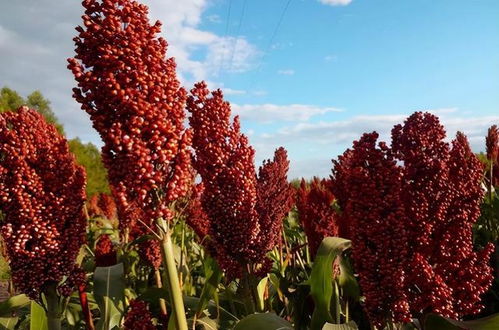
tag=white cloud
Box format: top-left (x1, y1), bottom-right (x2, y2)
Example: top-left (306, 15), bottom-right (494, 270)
top-left (324, 54), bottom-right (338, 62)
top-left (224, 88), bottom-right (247, 95)
top-left (232, 104), bottom-right (343, 123)
top-left (318, 0), bottom-right (353, 6)
top-left (206, 36), bottom-right (260, 75)
top-left (277, 69), bottom-right (295, 75)
top-left (207, 14), bottom-right (221, 23)
top-left (0, 0), bottom-right (261, 145)
top-left (249, 110), bottom-right (499, 178)
top-left (252, 90), bottom-right (268, 96)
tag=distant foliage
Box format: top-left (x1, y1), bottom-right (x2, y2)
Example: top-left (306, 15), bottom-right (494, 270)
top-left (69, 139), bottom-right (110, 196)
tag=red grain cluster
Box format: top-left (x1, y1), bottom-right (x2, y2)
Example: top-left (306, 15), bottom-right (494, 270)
top-left (486, 125), bottom-right (499, 186)
top-left (68, 0), bottom-right (192, 235)
top-left (332, 133), bottom-right (411, 326)
top-left (187, 82), bottom-right (293, 276)
top-left (87, 193), bottom-right (117, 221)
top-left (94, 234), bottom-right (117, 267)
top-left (185, 183), bottom-right (210, 240)
top-left (332, 112), bottom-right (494, 326)
top-left (138, 238), bottom-right (162, 270)
top-left (124, 299), bottom-right (155, 330)
top-left (295, 178), bottom-right (339, 257)
top-left (255, 147), bottom-right (294, 254)
top-left (0, 107), bottom-right (87, 299)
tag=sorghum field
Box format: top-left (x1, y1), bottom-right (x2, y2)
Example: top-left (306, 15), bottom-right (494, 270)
top-left (0, 0), bottom-right (498, 329)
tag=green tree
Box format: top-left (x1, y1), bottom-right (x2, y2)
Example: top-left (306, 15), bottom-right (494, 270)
top-left (26, 90), bottom-right (65, 135)
top-left (69, 138), bottom-right (110, 196)
top-left (0, 87), bottom-right (24, 112)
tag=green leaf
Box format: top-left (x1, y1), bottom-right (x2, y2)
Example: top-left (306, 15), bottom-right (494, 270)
top-left (94, 263), bottom-right (125, 330)
top-left (338, 256), bottom-right (360, 300)
top-left (256, 277), bottom-right (269, 312)
top-left (196, 257), bottom-right (223, 317)
top-left (0, 294), bottom-right (30, 316)
top-left (233, 313), bottom-right (293, 330)
top-left (309, 237), bottom-right (351, 329)
top-left (322, 321), bottom-right (359, 329)
top-left (30, 301), bottom-right (48, 330)
top-left (0, 316), bottom-right (19, 329)
top-left (424, 313), bottom-right (499, 330)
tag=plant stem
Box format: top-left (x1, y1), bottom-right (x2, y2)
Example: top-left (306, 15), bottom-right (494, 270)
top-left (154, 269), bottom-right (168, 317)
top-left (156, 218), bottom-right (188, 330)
top-left (45, 283), bottom-right (62, 330)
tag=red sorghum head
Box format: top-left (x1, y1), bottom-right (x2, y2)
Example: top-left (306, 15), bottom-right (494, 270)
top-left (138, 238), bottom-right (162, 270)
top-left (68, 0), bottom-right (192, 234)
top-left (187, 82), bottom-right (259, 271)
top-left (94, 234), bottom-right (117, 267)
top-left (332, 112), bottom-right (494, 326)
top-left (332, 132), bottom-right (411, 327)
top-left (124, 299), bottom-right (155, 330)
top-left (296, 177), bottom-right (339, 257)
top-left (0, 107), bottom-right (87, 300)
top-left (255, 147), bottom-right (294, 254)
top-left (187, 82), bottom-right (293, 277)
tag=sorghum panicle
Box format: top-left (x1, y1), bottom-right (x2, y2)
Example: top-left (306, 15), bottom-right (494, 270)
top-left (187, 82), bottom-right (293, 276)
top-left (185, 183), bottom-right (210, 240)
top-left (187, 82), bottom-right (259, 270)
top-left (138, 238), bottom-right (162, 270)
top-left (332, 133), bottom-right (411, 327)
top-left (87, 193), bottom-right (117, 221)
top-left (0, 107), bottom-right (87, 299)
top-left (68, 0), bottom-right (192, 234)
top-left (332, 112), bottom-right (494, 324)
top-left (94, 234), bottom-right (117, 267)
top-left (296, 178), bottom-right (339, 257)
top-left (486, 125), bottom-right (499, 186)
top-left (255, 147), bottom-right (294, 254)
top-left (393, 113), bottom-right (493, 318)
top-left (124, 299), bottom-right (155, 330)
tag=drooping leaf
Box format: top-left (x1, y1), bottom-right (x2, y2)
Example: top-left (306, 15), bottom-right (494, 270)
top-left (309, 237), bottom-right (351, 329)
top-left (322, 321), bottom-right (359, 329)
top-left (338, 256), bottom-right (360, 300)
top-left (256, 277), bottom-right (269, 312)
top-left (29, 301), bottom-right (48, 330)
top-left (424, 313), bottom-right (499, 330)
top-left (0, 294), bottom-right (30, 316)
top-left (233, 313), bottom-right (293, 330)
top-left (94, 263), bottom-right (125, 330)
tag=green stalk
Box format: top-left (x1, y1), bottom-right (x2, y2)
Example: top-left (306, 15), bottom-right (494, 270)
top-left (156, 218), bottom-right (188, 330)
top-left (45, 283), bottom-right (62, 330)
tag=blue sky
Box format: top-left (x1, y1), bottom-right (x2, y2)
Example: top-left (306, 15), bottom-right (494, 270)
top-left (1, 0), bottom-right (498, 178)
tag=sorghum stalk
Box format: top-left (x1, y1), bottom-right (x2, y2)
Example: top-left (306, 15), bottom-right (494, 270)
top-left (45, 283), bottom-right (62, 330)
top-left (154, 269), bottom-right (168, 317)
top-left (156, 218), bottom-right (187, 330)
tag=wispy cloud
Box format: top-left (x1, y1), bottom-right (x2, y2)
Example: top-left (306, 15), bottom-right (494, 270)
top-left (318, 0), bottom-right (353, 7)
top-left (224, 88), bottom-right (247, 95)
top-left (206, 14), bottom-right (221, 23)
top-left (232, 103), bottom-right (343, 123)
top-left (249, 110), bottom-right (499, 178)
top-left (324, 54), bottom-right (338, 62)
top-left (277, 69), bottom-right (295, 75)
top-left (0, 0), bottom-right (261, 144)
